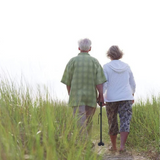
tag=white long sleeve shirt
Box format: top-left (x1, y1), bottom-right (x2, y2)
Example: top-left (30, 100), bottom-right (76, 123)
top-left (103, 60), bottom-right (136, 102)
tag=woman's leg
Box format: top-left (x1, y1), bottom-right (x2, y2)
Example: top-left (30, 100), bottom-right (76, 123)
top-left (109, 135), bottom-right (117, 150)
top-left (118, 101), bottom-right (133, 151)
top-left (106, 102), bottom-right (119, 151)
top-left (120, 132), bottom-right (129, 150)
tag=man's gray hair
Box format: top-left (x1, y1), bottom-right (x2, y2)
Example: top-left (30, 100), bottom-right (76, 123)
top-left (78, 38), bottom-right (92, 51)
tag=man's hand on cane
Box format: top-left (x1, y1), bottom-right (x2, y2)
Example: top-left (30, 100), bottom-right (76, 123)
top-left (96, 83), bottom-right (106, 106)
top-left (97, 95), bottom-right (105, 106)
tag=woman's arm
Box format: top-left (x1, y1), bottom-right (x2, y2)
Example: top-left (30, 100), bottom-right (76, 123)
top-left (129, 69), bottom-right (136, 94)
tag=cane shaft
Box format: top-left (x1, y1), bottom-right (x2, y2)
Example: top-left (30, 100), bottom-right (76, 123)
top-left (100, 106), bottom-right (102, 142)
top-left (98, 102), bottom-right (104, 146)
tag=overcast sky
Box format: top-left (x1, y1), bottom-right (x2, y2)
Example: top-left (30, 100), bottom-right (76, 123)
top-left (0, 0), bottom-right (160, 102)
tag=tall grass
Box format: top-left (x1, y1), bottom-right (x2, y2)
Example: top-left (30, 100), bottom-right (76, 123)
top-left (128, 96), bottom-right (160, 152)
top-left (0, 79), bottom-right (100, 160)
top-left (0, 78), bottom-right (159, 160)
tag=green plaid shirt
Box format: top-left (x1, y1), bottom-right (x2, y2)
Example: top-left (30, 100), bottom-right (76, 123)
top-left (61, 52), bottom-right (106, 107)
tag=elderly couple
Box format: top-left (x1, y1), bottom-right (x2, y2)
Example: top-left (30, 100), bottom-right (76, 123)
top-left (61, 38), bottom-right (136, 152)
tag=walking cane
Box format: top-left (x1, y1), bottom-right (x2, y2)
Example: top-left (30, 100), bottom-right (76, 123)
top-left (98, 102), bottom-right (104, 146)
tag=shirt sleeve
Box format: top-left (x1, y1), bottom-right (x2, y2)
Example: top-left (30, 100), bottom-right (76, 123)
top-left (103, 66), bottom-right (108, 94)
top-left (95, 61), bottom-right (107, 85)
top-left (129, 68), bottom-right (136, 94)
top-left (61, 59), bottom-right (73, 86)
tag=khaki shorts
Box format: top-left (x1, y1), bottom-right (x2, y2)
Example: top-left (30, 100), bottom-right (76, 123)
top-left (106, 100), bottom-right (132, 135)
top-left (73, 106), bottom-right (96, 136)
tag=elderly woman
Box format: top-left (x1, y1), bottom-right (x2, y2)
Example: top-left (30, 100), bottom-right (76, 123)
top-left (61, 38), bottom-right (106, 136)
top-left (103, 46), bottom-right (136, 152)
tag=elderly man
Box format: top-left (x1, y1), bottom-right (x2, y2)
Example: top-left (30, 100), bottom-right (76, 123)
top-left (61, 38), bottom-right (106, 136)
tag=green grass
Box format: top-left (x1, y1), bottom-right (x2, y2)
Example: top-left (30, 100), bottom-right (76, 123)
top-left (128, 96), bottom-right (160, 152)
top-left (0, 78), bottom-right (159, 160)
top-left (0, 79), bottom-right (101, 160)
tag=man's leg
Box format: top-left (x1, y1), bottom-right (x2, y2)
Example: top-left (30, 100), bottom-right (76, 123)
top-left (85, 106), bottom-right (96, 136)
top-left (73, 106), bottom-right (88, 136)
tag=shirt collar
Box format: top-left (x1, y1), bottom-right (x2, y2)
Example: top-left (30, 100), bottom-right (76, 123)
top-left (78, 52), bottom-right (90, 56)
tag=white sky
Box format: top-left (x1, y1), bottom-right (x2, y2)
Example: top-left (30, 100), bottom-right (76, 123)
top-left (0, 0), bottom-right (160, 102)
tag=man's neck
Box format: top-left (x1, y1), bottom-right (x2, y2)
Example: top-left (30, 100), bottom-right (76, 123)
top-left (80, 50), bottom-right (89, 53)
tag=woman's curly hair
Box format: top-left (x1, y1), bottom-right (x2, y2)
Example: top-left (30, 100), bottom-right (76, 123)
top-left (106, 45), bottom-right (124, 60)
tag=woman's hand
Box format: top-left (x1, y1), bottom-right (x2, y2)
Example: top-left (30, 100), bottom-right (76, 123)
top-left (132, 94), bottom-right (134, 104)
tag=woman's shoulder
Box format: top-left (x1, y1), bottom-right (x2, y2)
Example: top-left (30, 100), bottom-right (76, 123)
top-left (104, 60), bottom-right (130, 66)
top-left (103, 61), bottom-right (112, 68)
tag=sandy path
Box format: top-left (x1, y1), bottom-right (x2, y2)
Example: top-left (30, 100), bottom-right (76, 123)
top-left (92, 140), bottom-right (158, 160)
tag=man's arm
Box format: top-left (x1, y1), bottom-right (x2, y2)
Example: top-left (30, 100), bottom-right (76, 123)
top-left (66, 85), bottom-right (71, 95)
top-left (96, 83), bottom-right (104, 106)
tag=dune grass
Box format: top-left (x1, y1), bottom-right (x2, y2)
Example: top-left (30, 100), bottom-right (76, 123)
top-left (0, 79), bottom-right (159, 160)
top-left (0, 79), bottom-right (101, 160)
top-left (128, 96), bottom-right (160, 152)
